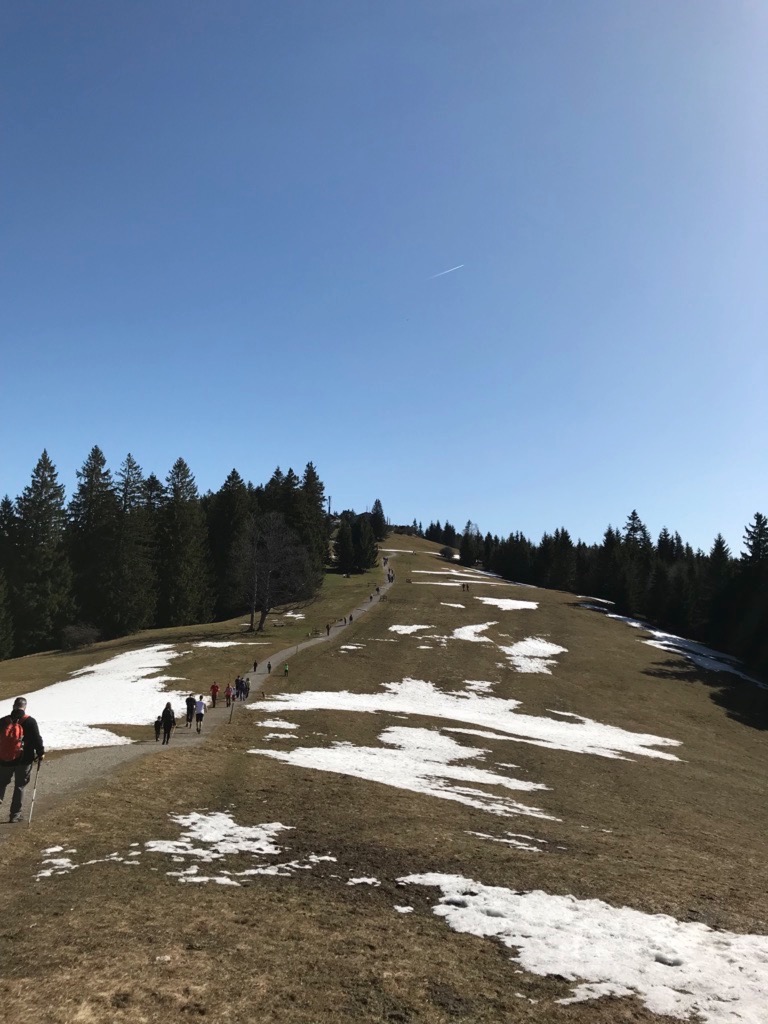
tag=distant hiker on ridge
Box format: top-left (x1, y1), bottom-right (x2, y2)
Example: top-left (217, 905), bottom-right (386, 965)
top-left (267, 662), bottom-right (272, 674)
top-left (0, 697), bottom-right (45, 824)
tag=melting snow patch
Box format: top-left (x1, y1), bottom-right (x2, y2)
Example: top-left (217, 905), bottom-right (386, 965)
top-left (466, 831), bottom-right (547, 853)
top-left (474, 597), bottom-right (539, 611)
top-left (36, 813), bottom-right (336, 887)
top-left (395, 905), bottom-right (414, 914)
top-left (347, 877), bottom-right (380, 886)
top-left (251, 726), bottom-right (555, 821)
top-left (498, 638), bottom-right (568, 674)
top-left (283, 611), bottom-right (305, 619)
top-left (452, 622), bottom-right (497, 642)
top-left (401, 874), bottom-right (768, 1024)
top-left (249, 678), bottom-right (680, 761)
top-left (0, 644), bottom-right (192, 751)
top-left (340, 644), bottom-right (365, 651)
top-left (389, 625), bottom-right (433, 635)
top-left (464, 680), bottom-right (494, 694)
top-left (441, 602), bottom-right (465, 608)
top-left (257, 720), bottom-right (298, 730)
top-left (193, 641), bottom-right (245, 649)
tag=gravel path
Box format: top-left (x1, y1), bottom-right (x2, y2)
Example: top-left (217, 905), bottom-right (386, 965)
top-left (0, 568), bottom-right (396, 838)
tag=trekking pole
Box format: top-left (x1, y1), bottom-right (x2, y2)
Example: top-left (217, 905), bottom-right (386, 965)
top-left (28, 759), bottom-right (42, 827)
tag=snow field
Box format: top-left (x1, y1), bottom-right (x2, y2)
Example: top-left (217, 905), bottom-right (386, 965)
top-left (401, 873), bottom-right (768, 1024)
top-left (0, 644), bottom-right (194, 751)
top-left (473, 597), bottom-right (539, 611)
top-left (389, 624), bottom-right (433, 635)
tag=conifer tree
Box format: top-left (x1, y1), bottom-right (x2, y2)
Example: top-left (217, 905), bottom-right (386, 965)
top-left (300, 462), bottom-right (330, 571)
top-left (334, 520), bottom-right (355, 574)
top-left (113, 454), bottom-right (157, 634)
top-left (68, 446), bottom-right (120, 634)
top-left (156, 459), bottom-right (212, 626)
top-left (459, 521), bottom-right (481, 567)
top-left (13, 451), bottom-right (72, 653)
top-left (352, 516), bottom-right (378, 571)
top-left (0, 568), bottom-right (13, 659)
top-left (206, 469), bottom-right (251, 618)
top-left (742, 513), bottom-right (768, 562)
top-left (370, 499), bottom-right (387, 541)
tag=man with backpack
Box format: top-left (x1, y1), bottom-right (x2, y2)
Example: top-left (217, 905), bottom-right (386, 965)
top-left (0, 697), bottom-right (45, 823)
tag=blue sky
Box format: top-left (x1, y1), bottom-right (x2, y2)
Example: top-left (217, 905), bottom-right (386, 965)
top-left (2, 1), bottom-right (766, 553)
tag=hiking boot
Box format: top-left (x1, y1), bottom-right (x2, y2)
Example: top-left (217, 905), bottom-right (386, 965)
top-left (9, 814), bottom-right (23, 824)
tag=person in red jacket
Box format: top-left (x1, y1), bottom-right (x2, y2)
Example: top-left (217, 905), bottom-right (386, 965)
top-left (210, 682), bottom-right (220, 708)
top-left (0, 697), bottom-right (45, 823)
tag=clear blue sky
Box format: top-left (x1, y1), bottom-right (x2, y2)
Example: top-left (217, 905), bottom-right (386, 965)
top-left (2, 1), bottom-right (766, 553)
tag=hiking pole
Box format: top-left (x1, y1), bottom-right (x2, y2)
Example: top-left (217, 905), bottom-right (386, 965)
top-left (28, 759), bottom-right (42, 827)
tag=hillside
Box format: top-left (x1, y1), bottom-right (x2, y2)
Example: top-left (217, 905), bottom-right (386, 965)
top-left (0, 539), bottom-right (766, 1023)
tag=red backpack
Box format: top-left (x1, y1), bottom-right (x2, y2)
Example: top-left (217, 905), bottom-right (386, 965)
top-left (0, 714), bottom-right (27, 762)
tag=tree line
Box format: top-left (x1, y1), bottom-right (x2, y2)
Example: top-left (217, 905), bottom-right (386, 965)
top-left (0, 448), bottom-right (332, 658)
top-left (424, 511), bottom-right (768, 678)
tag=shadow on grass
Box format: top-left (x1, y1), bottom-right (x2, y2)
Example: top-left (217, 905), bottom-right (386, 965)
top-left (643, 657), bottom-right (768, 731)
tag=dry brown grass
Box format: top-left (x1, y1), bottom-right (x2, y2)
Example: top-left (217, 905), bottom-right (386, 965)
top-left (0, 542), bottom-right (766, 1022)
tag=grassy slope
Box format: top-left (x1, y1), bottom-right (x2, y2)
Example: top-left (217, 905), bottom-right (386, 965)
top-left (0, 538), bottom-right (766, 1023)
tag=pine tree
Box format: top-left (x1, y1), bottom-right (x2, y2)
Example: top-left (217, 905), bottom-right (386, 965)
top-left (300, 462), bottom-right (330, 571)
top-left (13, 451), bottom-right (72, 653)
top-left (352, 516), bottom-right (378, 571)
top-left (0, 568), bottom-right (14, 659)
top-left (68, 446), bottom-right (120, 634)
top-left (206, 469), bottom-right (251, 618)
top-left (742, 513), bottom-right (768, 562)
top-left (370, 499), bottom-right (387, 541)
top-left (459, 521), bottom-right (481, 567)
top-left (113, 454), bottom-right (157, 634)
top-left (334, 520), bottom-right (355, 574)
top-left (156, 459), bottom-right (212, 626)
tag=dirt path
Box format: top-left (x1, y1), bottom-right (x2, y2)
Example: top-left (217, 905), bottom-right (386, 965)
top-left (0, 567), bottom-right (396, 838)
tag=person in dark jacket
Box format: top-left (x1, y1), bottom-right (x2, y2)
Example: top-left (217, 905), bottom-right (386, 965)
top-left (160, 702), bottom-right (176, 745)
top-left (0, 697), bottom-right (45, 823)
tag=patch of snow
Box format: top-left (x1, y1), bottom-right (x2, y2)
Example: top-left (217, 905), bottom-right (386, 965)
top-left (250, 678), bottom-right (680, 761)
top-left (257, 720), bottom-right (298, 730)
top-left (441, 602), bottom-right (465, 608)
top-left (578, 596), bottom-right (614, 605)
top-left (145, 813), bottom-right (291, 862)
top-left (466, 831), bottom-right (547, 853)
top-left (0, 644), bottom-right (192, 751)
top-left (474, 597), bottom-right (539, 611)
top-left (417, 645), bottom-right (433, 649)
top-left (498, 638), bottom-right (568, 674)
top-left (394, 905), bottom-right (414, 914)
top-left (193, 641), bottom-right (245, 648)
top-left (452, 622), bottom-right (497, 642)
top-left (389, 625), bottom-right (433, 635)
top-left (340, 644), bottom-right (365, 650)
top-left (252, 726), bottom-right (554, 820)
top-left (347, 877), bottom-right (380, 886)
top-left (283, 611), bottom-right (305, 619)
top-left (464, 680), bottom-right (494, 694)
top-left (401, 873), bottom-right (768, 1024)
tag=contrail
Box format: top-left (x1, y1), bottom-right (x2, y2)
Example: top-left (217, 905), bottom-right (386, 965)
top-left (430, 264), bottom-right (464, 279)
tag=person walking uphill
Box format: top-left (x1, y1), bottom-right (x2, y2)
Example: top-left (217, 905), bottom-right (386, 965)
top-left (210, 682), bottom-right (220, 708)
top-left (0, 697), bottom-right (45, 823)
top-left (195, 696), bottom-right (206, 734)
top-left (161, 702), bottom-right (176, 745)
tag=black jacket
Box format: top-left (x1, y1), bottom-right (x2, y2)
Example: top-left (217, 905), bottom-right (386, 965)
top-left (0, 712), bottom-right (45, 766)
top-left (161, 707), bottom-right (176, 729)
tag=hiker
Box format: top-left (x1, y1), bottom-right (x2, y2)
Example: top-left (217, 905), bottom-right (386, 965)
top-left (267, 662), bottom-right (272, 674)
top-left (195, 696), bottom-right (206, 734)
top-left (326, 623), bottom-right (330, 636)
top-left (154, 715), bottom-right (163, 742)
top-left (225, 683), bottom-right (233, 708)
top-left (185, 693), bottom-right (196, 728)
top-left (161, 702), bottom-right (176, 745)
top-left (284, 664), bottom-right (289, 677)
top-left (244, 678), bottom-right (250, 699)
top-left (344, 616), bottom-right (347, 625)
top-left (210, 682), bottom-right (220, 708)
top-left (349, 613), bottom-right (353, 623)
top-left (253, 660), bottom-right (258, 673)
top-left (0, 697), bottom-right (45, 824)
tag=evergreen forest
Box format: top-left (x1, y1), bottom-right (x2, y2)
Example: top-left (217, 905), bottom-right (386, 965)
top-left (421, 512), bottom-right (768, 679)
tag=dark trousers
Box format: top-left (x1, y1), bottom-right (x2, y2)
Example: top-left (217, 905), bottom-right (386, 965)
top-left (0, 761), bottom-right (33, 819)
top-left (162, 727), bottom-right (173, 745)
